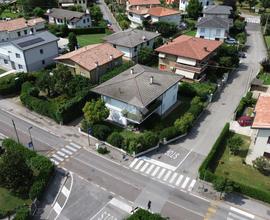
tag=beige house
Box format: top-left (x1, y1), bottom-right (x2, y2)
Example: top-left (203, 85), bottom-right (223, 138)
top-left (55, 43), bottom-right (124, 83)
top-left (155, 35), bottom-right (222, 81)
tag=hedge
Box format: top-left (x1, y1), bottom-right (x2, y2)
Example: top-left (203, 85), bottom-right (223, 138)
top-left (71, 27), bottom-right (106, 35)
top-left (159, 126), bottom-right (179, 141)
top-left (13, 206), bottom-right (29, 220)
top-left (20, 82), bottom-right (95, 124)
top-left (127, 209), bottom-right (167, 220)
top-left (235, 92), bottom-right (255, 119)
top-left (198, 123), bottom-right (270, 204)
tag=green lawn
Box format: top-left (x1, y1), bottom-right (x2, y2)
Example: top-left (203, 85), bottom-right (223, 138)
top-left (184, 29), bottom-right (197, 37)
top-left (0, 68), bottom-right (6, 75)
top-left (265, 36), bottom-right (270, 49)
top-left (1, 9), bottom-right (21, 19)
top-left (0, 187), bottom-right (30, 215)
top-left (258, 72), bottom-right (270, 85)
top-left (214, 133), bottom-right (270, 192)
top-left (77, 33), bottom-right (110, 47)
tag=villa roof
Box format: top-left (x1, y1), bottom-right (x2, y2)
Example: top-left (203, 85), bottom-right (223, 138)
top-left (252, 94), bottom-right (270, 129)
top-left (155, 35), bottom-right (222, 61)
top-left (203, 5), bottom-right (232, 15)
top-left (45, 8), bottom-right (86, 21)
top-left (197, 16), bottom-right (230, 29)
top-left (55, 43), bottom-right (123, 72)
top-left (91, 64), bottom-right (182, 108)
top-left (147, 7), bottom-right (180, 17)
top-left (128, 0), bottom-right (160, 6)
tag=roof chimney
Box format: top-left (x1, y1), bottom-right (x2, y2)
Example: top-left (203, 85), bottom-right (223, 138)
top-left (142, 35), bottom-right (146, 41)
top-left (86, 9), bottom-right (90, 14)
top-left (150, 76), bottom-right (154, 84)
top-left (204, 46), bottom-right (208, 52)
top-left (109, 54), bottom-right (113, 60)
top-left (95, 61), bottom-right (99, 67)
top-left (130, 68), bottom-right (134, 74)
top-left (169, 37), bottom-right (173, 42)
top-left (46, 9), bottom-right (51, 14)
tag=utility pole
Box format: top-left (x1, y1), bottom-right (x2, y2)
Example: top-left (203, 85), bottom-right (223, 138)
top-left (28, 126), bottom-right (35, 151)
top-left (11, 119), bottom-right (20, 144)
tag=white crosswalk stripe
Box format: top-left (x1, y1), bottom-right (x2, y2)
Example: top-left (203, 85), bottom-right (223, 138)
top-left (66, 145), bottom-right (77, 152)
top-left (245, 17), bottom-right (260, 24)
top-left (227, 207), bottom-right (255, 220)
top-left (52, 154), bottom-right (64, 162)
top-left (129, 158), bottom-right (196, 191)
top-left (61, 148), bottom-right (73, 155)
top-left (57, 150), bottom-right (68, 158)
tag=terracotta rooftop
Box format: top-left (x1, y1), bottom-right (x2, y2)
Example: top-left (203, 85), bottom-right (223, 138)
top-left (128, 0), bottom-right (160, 6)
top-left (148, 7), bottom-right (180, 17)
top-left (55, 43), bottom-right (124, 72)
top-left (155, 35), bottom-right (222, 61)
top-left (252, 95), bottom-right (270, 129)
top-left (0, 17), bottom-right (45, 32)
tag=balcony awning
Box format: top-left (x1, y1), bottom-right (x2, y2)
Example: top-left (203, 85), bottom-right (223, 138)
top-left (158, 53), bottom-right (166, 58)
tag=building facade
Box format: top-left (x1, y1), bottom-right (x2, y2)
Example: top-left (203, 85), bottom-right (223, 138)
top-left (58, 0), bottom-right (90, 10)
top-left (179, 0), bottom-right (213, 11)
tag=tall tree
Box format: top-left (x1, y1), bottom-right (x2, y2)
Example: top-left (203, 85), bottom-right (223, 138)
top-left (186, 0), bottom-right (203, 19)
top-left (213, 177), bottom-right (234, 199)
top-left (18, 0), bottom-right (57, 15)
top-left (90, 5), bottom-right (103, 24)
top-left (246, 0), bottom-right (257, 10)
top-left (261, 0), bottom-right (270, 8)
top-left (68, 32), bottom-right (78, 51)
top-left (223, 0), bottom-right (237, 11)
top-left (52, 65), bottom-right (73, 95)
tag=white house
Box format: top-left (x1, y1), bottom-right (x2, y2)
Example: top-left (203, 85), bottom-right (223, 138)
top-left (203, 5), bottom-right (232, 19)
top-left (0, 17), bottom-right (46, 42)
top-left (91, 64), bottom-right (183, 126)
top-left (58, 0), bottom-right (90, 10)
top-left (179, 0), bottom-right (213, 12)
top-left (46, 8), bottom-right (91, 29)
top-left (246, 95), bottom-right (270, 164)
top-left (126, 0), bottom-right (160, 11)
top-left (0, 31), bottom-right (59, 72)
top-left (103, 29), bottom-right (160, 61)
top-left (196, 16), bottom-right (230, 41)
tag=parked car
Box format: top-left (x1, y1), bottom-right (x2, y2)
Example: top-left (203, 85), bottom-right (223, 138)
top-left (225, 37), bottom-right (238, 45)
top-left (238, 116), bottom-right (253, 127)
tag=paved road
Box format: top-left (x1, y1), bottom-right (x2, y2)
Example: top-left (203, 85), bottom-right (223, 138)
top-left (143, 22), bottom-right (268, 178)
top-left (98, 0), bottom-right (122, 32)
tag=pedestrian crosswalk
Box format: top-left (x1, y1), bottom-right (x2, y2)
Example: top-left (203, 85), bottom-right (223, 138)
top-left (129, 158), bottom-right (197, 192)
top-left (245, 17), bottom-right (260, 24)
top-left (227, 207), bottom-right (254, 220)
top-left (50, 142), bottom-right (81, 165)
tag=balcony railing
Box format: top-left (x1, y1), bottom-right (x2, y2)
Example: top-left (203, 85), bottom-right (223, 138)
top-left (175, 62), bottom-right (207, 74)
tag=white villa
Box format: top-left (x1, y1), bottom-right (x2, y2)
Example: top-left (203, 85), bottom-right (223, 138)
top-left (246, 95), bottom-right (270, 164)
top-left (179, 0), bottom-right (213, 11)
top-left (91, 64), bottom-right (183, 126)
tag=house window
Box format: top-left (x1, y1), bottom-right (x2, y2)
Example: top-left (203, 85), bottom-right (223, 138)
top-left (4, 59), bottom-right (8, 64)
top-left (146, 41), bottom-right (150, 46)
top-left (30, 28), bottom-right (34, 33)
top-left (83, 19), bottom-right (86, 23)
top-left (113, 44), bottom-right (116, 48)
top-left (160, 64), bottom-right (166, 70)
top-left (200, 28), bottom-right (205, 34)
top-left (134, 46), bottom-right (137, 52)
top-left (267, 136), bottom-right (270, 144)
top-left (24, 30), bottom-right (27, 35)
top-left (216, 29), bottom-right (221, 36)
top-left (18, 64), bottom-right (23, 69)
top-left (87, 18), bottom-right (90, 22)
top-left (42, 60), bottom-right (45, 65)
top-left (17, 31), bottom-right (21, 37)
top-left (40, 49), bottom-right (44, 54)
top-left (200, 36), bottom-right (204, 39)
top-left (15, 53), bottom-right (20, 58)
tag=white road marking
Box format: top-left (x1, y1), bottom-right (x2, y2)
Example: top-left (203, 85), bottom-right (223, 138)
top-left (57, 151), bottom-right (68, 158)
top-left (181, 177), bottom-right (190, 189)
top-left (151, 166), bottom-right (160, 176)
top-left (163, 170), bottom-right (172, 181)
top-left (230, 207), bottom-right (254, 219)
top-left (146, 164), bottom-right (155, 174)
top-left (61, 148), bottom-right (73, 155)
top-left (175, 175), bottom-right (184, 186)
top-left (228, 213), bottom-right (247, 220)
top-left (52, 154), bottom-right (64, 162)
top-left (53, 202), bottom-right (62, 215)
top-left (189, 193), bottom-right (210, 202)
top-left (69, 142), bottom-right (81, 149)
top-left (139, 156), bottom-right (177, 171)
top-left (62, 186), bottom-right (70, 198)
top-left (169, 173), bottom-right (178, 184)
top-left (66, 145), bottom-right (77, 152)
top-left (129, 158), bottom-right (138, 168)
top-left (50, 158), bottom-right (59, 165)
top-left (140, 162), bottom-right (149, 172)
top-left (109, 198), bottom-right (133, 213)
top-left (157, 168), bottom-right (166, 179)
top-left (134, 160), bottom-right (144, 170)
top-left (188, 179), bottom-right (196, 192)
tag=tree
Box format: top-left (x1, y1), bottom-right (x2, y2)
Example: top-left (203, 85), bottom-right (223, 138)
top-left (223, 0), bottom-right (237, 10)
top-left (83, 99), bottom-right (109, 125)
top-left (18, 0), bottom-right (57, 15)
top-left (213, 177), bottom-right (234, 199)
top-left (246, 0), bottom-right (257, 10)
top-left (52, 65), bottom-right (73, 95)
top-left (238, 0), bottom-right (245, 7)
top-left (138, 47), bottom-right (156, 65)
top-left (90, 5), bottom-right (103, 24)
top-left (0, 149), bottom-right (33, 196)
top-left (261, 0), bottom-right (270, 8)
top-left (186, 0), bottom-right (202, 19)
top-left (253, 156), bottom-right (270, 175)
top-left (174, 113), bottom-right (194, 134)
top-left (153, 36), bottom-right (164, 49)
top-left (37, 71), bottom-right (56, 97)
top-left (153, 21), bottom-right (178, 38)
top-left (227, 136), bottom-right (243, 155)
top-left (68, 32), bottom-right (78, 51)
top-left (60, 24), bottom-right (69, 37)
top-left (33, 7), bottom-right (45, 17)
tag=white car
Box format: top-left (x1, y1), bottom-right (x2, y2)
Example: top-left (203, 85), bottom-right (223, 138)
top-left (225, 37), bottom-right (238, 45)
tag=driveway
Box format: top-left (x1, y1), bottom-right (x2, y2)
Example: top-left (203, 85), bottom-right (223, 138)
top-left (143, 22), bottom-right (267, 177)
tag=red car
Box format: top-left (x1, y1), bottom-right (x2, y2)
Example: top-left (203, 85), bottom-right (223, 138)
top-left (238, 116), bottom-right (253, 127)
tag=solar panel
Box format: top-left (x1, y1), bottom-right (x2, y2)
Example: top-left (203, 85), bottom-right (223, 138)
top-left (17, 37), bottom-right (45, 48)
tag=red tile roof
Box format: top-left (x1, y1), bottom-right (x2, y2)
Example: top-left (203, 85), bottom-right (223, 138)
top-left (128, 0), bottom-right (160, 6)
top-left (252, 94), bottom-right (270, 129)
top-left (148, 7), bottom-right (180, 17)
top-left (55, 43), bottom-right (124, 72)
top-left (0, 17), bottom-right (45, 32)
top-left (155, 35), bottom-right (223, 61)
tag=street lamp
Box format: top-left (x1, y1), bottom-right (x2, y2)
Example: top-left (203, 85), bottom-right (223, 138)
top-left (28, 126), bottom-right (35, 151)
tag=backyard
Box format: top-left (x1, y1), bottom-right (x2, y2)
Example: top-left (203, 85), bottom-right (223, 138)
top-left (77, 32), bottom-right (111, 47)
top-left (183, 29), bottom-right (196, 37)
top-left (214, 132), bottom-right (270, 193)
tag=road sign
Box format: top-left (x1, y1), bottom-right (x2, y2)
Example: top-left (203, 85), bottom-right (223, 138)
top-left (28, 141), bottom-right (33, 148)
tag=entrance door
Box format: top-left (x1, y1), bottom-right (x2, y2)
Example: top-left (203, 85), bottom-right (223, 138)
top-left (11, 61), bottom-right (16, 70)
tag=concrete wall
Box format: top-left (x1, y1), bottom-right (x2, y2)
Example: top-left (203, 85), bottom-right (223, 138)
top-left (160, 83), bottom-right (178, 114)
top-left (196, 27), bottom-right (227, 41)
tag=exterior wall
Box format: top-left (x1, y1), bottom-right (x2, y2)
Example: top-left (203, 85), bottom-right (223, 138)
top-left (180, 0), bottom-right (213, 11)
top-left (60, 0), bottom-right (88, 9)
top-left (196, 27), bottom-right (227, 41)
top-left (160, 83), bottom-right (178, 114)
top-left (128, 12), bottom-right (144, 28)
top-left (253, 129), bottom-right (270, 156)
top-left (24, 41), bottom-right (59, 72)
top-left (175, 69), bottom-right (195, 78)
top-left (152, 14), bottom-right (181, 25)
top-left (48, 14), bottom-right (91, 29)
top-left (115, 45), bottom-right (132, 59)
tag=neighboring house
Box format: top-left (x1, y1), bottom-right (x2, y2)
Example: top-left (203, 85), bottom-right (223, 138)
top-left (0, 17), bottom-right (46, 42)
top-left (104, 29), bottom-right (160, 61)
top-left (155, 35), bottom-right (222, 81)
top-left (58, 0), bottom-right (90, 10)
top-left (179, 0), bottom-right (213, 11)
top-left (246, 95), bottom-right (270, 164)
top-left (196, 16), bottom-right (230, 41)
top-left (127, 6), bottom-right (181, 28)
top-left (203, 5), bottom-right (232, 19)
top-left (91, 64), bottom-right (183, 126)
top-left (54, 43), bottom-right (123, 83)
top-left (0, 31), bottom-right (59, 72)
top-left (126, 0), bottom-right (160, 11)
top-left (46, 8), bottom-right (91, 29)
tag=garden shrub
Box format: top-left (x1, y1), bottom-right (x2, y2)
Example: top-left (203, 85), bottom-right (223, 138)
top-left (188, 96), bottom-right (204, 117)
top-left (126, 208), bottom-right (166, 220)
top-left (235, 92), bottom-right (255, 119)
top-left (159, 126), bottom-right (179, 141)
top-left (178, 82), bottom-right (197, 97)
top-left (97, 147), bottom-right (109, 154)
top-left (14, 206), bottom-right (29, 220)
top-left (29, 179), bottom-right (46, 200)
top-left (179, 82), bottom-right (216, 100)
top-left (92, 124), bottom-right (112, 141)
top-left (174, 112), bottom-right (194, 134)
top-left (107, 132), bottom-right (124, 148)
top-left (227, 136), bottom-right (243, 155)
top-left (140, 131), bottom-right (159, 150)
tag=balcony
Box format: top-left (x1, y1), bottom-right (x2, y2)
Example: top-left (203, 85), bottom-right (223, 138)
top-left (0, 53), bottom-right (10, 60)
top-left (175, 62), bottom-right (207, 74)
top-left (122, 100), bottom-right (162, 124)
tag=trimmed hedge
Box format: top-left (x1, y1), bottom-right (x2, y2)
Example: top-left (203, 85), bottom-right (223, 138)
top-left (20, 82), bottom-right (95, 124)
top-left (71, 27), bottom-right (106, 35)
top-left (159, 126), bottom-right (179, 141)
